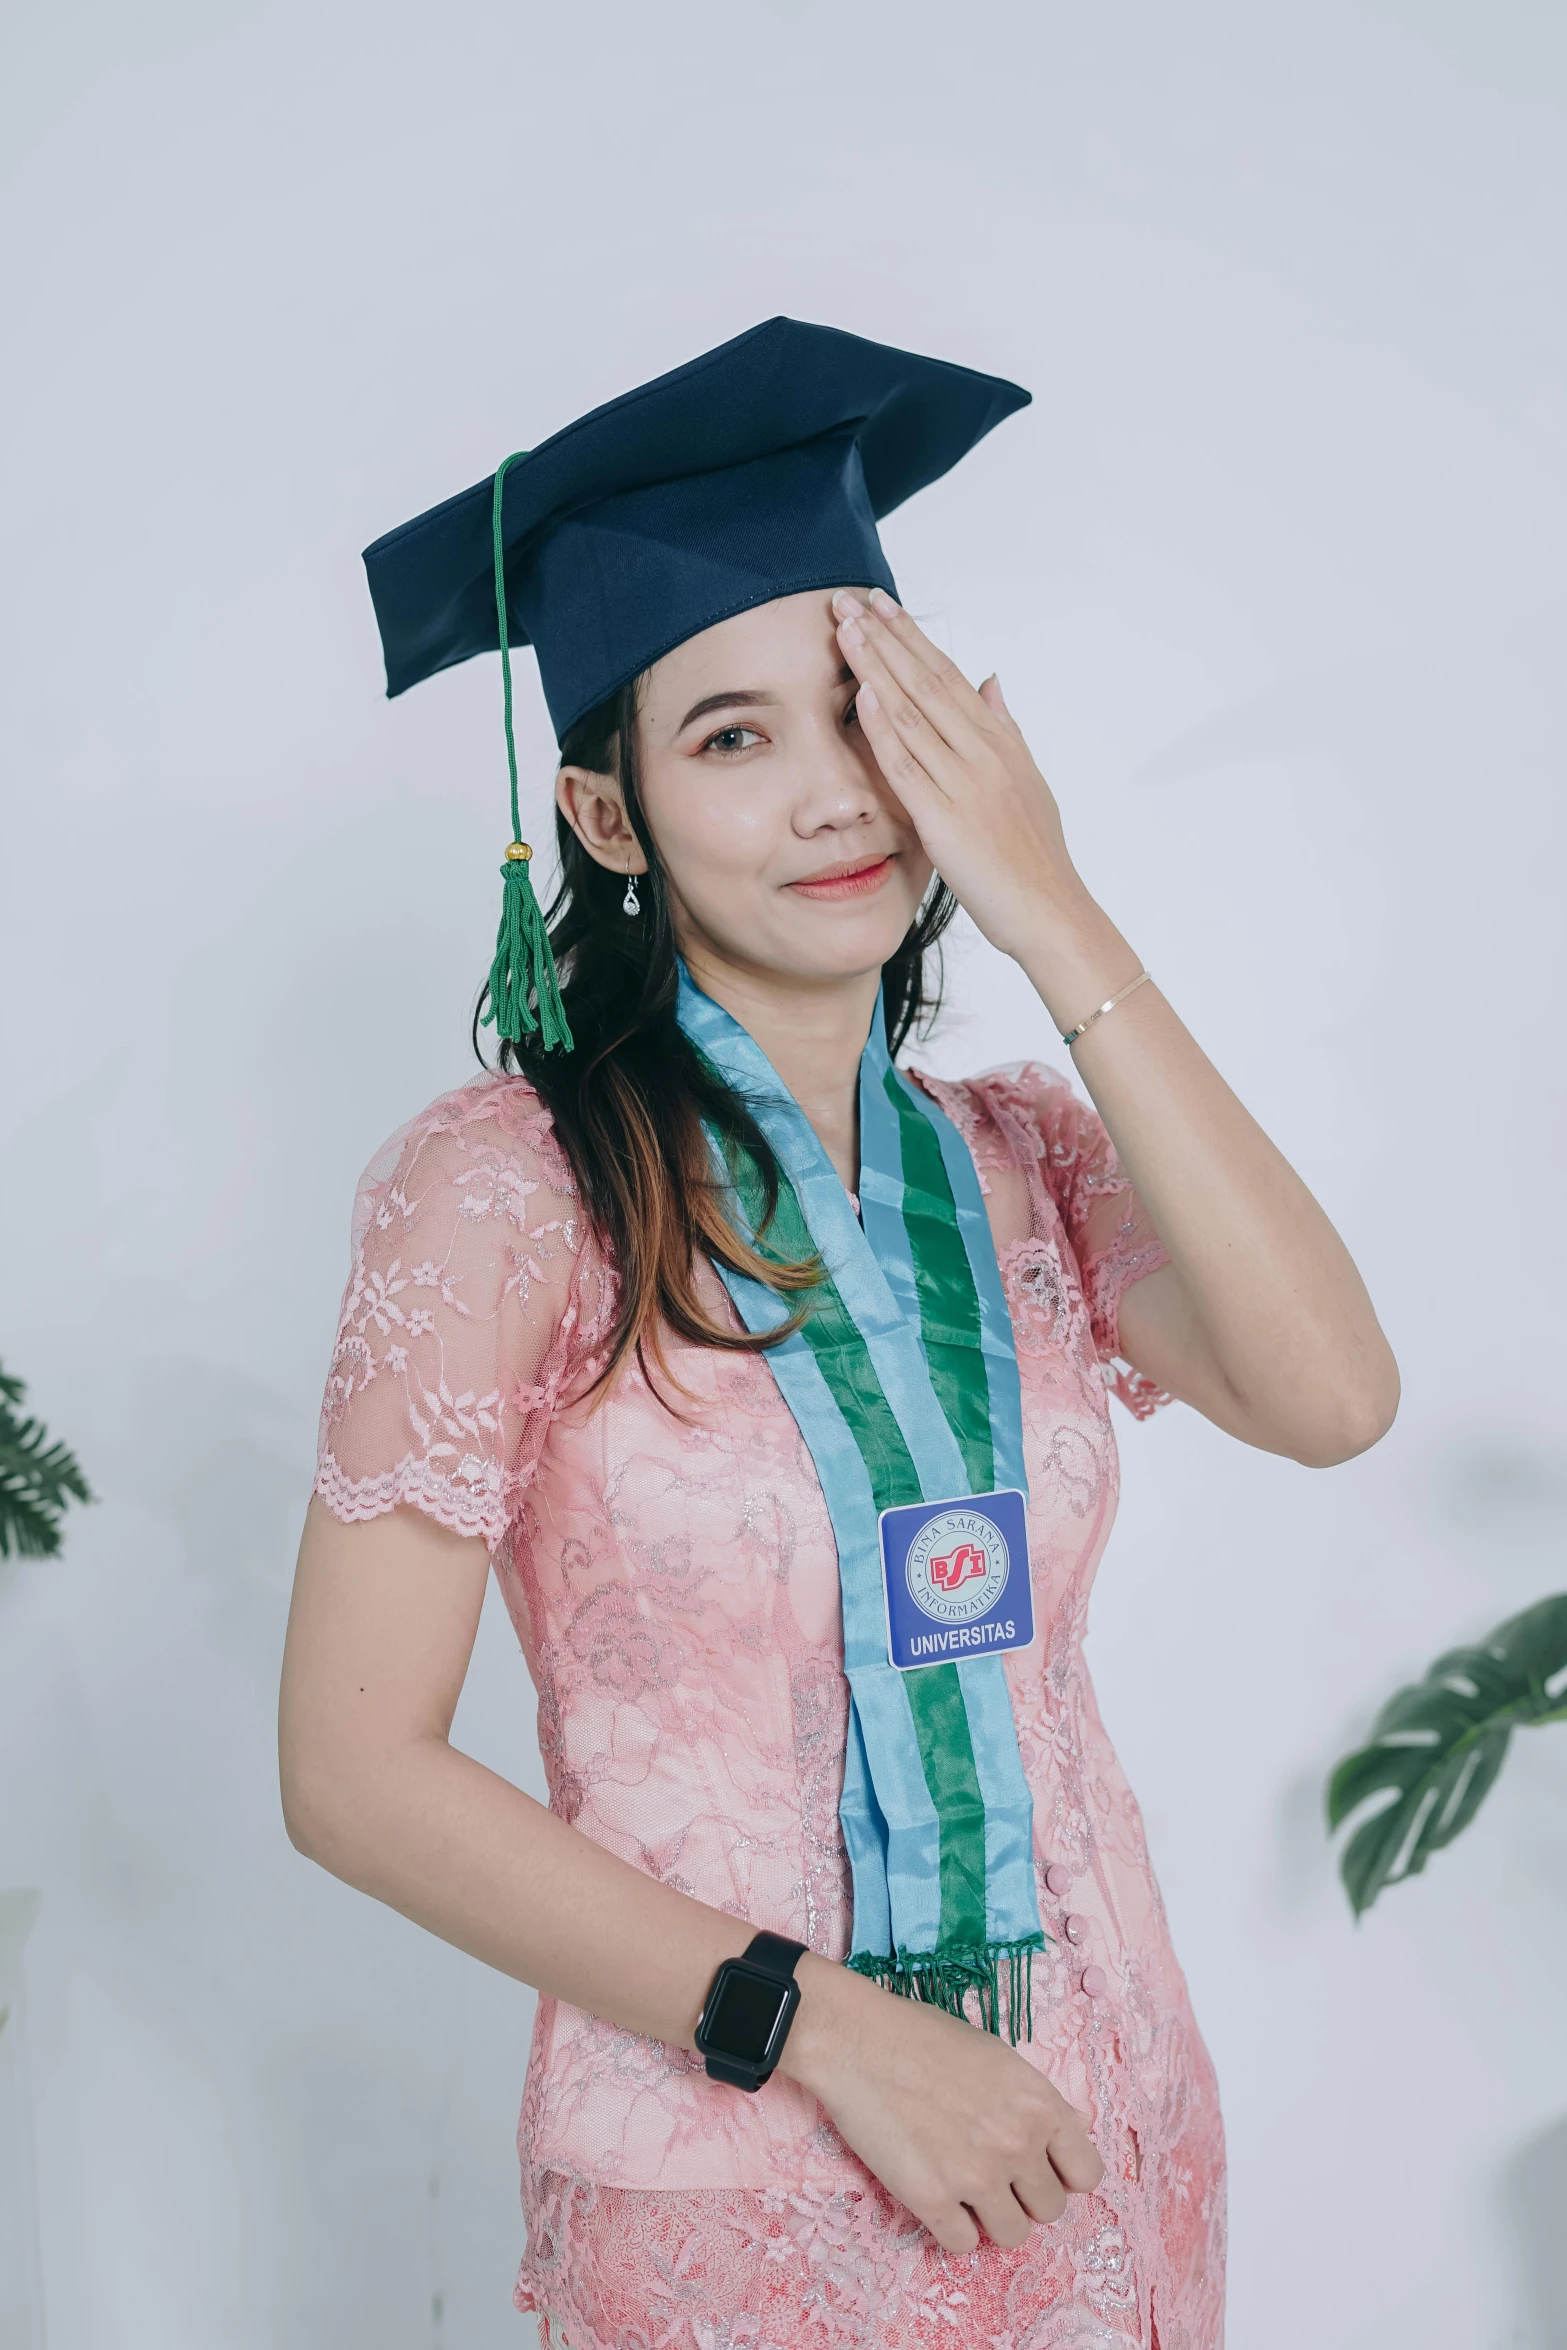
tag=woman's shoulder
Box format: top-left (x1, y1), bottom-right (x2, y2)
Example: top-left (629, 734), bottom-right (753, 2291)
top-left (319, 1072), bottom-right (596, 1551)
top-left (904, 1057), bottom-right (1082, 1161)
top-left (346, 1071), bottom-right (577, 1257)
top-left (905, 1057), bottom-right (1133, 1249)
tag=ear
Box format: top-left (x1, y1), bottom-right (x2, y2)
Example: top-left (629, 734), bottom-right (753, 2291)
top-left (555, 765), bottom-right (649, 875)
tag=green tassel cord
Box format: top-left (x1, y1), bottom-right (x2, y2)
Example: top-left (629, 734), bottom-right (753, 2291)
top-left (847, 1933), bottom-right (1047, 2047)
top-left (481, 451), bottom-right (574, 1053)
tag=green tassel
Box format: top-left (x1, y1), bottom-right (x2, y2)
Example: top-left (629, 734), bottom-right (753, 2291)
top-left (846, 1933), bottom-right (1047, 2046)
top-left (483, 452), bottom-right (574, 1054)
top-left (483, 845), bottom-right (574, 1053)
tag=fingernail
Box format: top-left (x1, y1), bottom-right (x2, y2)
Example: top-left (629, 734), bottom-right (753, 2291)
top-left (839, 614), bottom-right (865, 647)
top-left (858, 683), bottom-right (879, 713)
top-left (869, 588), bottom-right (899, 617)
top-left (833, 590), bottom-right (865, 616)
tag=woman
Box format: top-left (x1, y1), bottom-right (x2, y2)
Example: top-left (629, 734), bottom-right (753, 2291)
top-left (280, 320), bottom-right (1397, 2348)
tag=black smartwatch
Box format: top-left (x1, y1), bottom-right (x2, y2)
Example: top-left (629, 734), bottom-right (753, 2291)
top-left (694, 1931), bottom-right (808, 2091)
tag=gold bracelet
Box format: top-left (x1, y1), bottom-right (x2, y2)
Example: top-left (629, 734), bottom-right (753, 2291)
top-left (1060, 970), bottom-right (1151, 1047)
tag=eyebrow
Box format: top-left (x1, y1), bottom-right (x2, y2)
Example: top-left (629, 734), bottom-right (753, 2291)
top-left (677, 667), bottom-right (857, 735)
top-left (678, 688), bottom-right (776, 732)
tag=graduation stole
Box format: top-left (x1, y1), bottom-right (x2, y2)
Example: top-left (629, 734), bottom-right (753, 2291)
top-left (677, 970), bottom-right (1045, 2037)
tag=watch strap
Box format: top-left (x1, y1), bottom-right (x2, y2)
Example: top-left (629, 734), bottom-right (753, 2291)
top-left (702, 2048), bottom-right (771, 2090)
top-left (742, 1930), bottom-right (807, 1982)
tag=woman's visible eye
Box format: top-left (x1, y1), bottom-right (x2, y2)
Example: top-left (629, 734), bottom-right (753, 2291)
top-left (843, 693), bottom-right (861, 729)
top-left (701, 724), bottom-right (765, 756)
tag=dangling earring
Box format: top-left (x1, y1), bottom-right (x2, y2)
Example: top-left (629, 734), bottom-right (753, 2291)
top-left (622, 870), bottom-right (641, 918)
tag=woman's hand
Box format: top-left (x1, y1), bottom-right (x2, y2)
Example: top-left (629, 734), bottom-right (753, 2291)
top-left (779, 1953), bottom-right (1103, 2255)
top-left (833, 588), bottom-right (1093, 969)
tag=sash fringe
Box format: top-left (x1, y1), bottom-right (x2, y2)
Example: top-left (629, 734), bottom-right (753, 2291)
top-left (847, 1934), bottom-right (1047, 2046)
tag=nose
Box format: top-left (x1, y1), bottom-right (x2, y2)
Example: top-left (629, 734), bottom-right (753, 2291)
top-left (788, 707), bottom-right (882, 839)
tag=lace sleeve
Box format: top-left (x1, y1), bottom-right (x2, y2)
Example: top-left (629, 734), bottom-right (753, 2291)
top-left (987, 1061), bottom-right (1173, 1421)
top-left (314, 1077), bottom-right (590, 1549)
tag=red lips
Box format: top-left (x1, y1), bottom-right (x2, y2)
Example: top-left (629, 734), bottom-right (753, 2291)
top-left (787, 854), bottom-right (896, 900)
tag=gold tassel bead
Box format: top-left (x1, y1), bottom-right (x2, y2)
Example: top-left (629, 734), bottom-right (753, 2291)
top-left (505, 841), bottom-right (533, 862)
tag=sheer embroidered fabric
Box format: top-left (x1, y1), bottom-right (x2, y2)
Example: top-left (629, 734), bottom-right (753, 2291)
top-left (315, 1062), bottom-right (1225, 2350)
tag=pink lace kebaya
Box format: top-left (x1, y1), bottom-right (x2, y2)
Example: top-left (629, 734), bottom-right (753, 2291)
top-left (316, 1059), bottom-right (1226, 2350)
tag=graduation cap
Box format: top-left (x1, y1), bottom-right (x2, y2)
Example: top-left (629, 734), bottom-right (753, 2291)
top-left (363, 317), bottom-right (1030, 1050)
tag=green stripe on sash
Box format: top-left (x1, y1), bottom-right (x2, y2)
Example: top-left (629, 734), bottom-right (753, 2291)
top-left (904, 1658), bottom-right (990, 1955)
top-left (883, 1066), bottom-right (995, 1497)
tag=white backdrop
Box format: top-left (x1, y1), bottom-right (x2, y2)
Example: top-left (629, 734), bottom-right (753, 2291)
top-left (2, 2), bottom-right (1565, 2343)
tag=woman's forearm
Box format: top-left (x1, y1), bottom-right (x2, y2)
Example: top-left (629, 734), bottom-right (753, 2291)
top-left (283, 1728), bottom-right (764, 2044)
top-left (1017, 892), bottom-right (1399, 1465)
top-left (279, 1497), bottom-right (850, 2083)
top-left (281, 1503), bottom-right (762, 2054)
top-left (283, 1634), bottom-right (924, 2116)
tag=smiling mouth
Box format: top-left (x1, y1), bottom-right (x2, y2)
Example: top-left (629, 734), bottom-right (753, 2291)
top-left (787, 853), bottom-right (897, 901)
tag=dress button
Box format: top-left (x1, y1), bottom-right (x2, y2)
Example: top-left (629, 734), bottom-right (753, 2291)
top-left (1079, 1966), bottom-right (1107, 1998)
top-left (1044, 1863), bottom-right (1071, 1897)
top-left (1064, 1913), bottom-right (1090, 1944)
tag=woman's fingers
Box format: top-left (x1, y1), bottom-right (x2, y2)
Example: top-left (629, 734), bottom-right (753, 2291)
top-left (843, 589), bottom-right (990, 757)
top-left (850, 678), bottom-right (950, 821)
top-left (967, 2189), bottom-right (1036, 2252)
top-left (922, 2198), bottom-right (982, 2257)
top-left (1010, 2099), bottom-right (1099, 2227)
top-left (978, 672), bottom-right (1023, 736)
top-left (1047, 2116), bottom-right (1106, 2195)
top-left (845, 654), bottom-right (958, 803)
top-left (1010, 2152), bottom-right (1071, 2218)
top-left (836, 602), bottom-right (965, 800)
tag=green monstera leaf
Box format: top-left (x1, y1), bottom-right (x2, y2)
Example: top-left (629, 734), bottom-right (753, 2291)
top-left (1327, 1593), bottom-right (1567, 1915)
top-left (0, 1361), bottom-right (93, 1560)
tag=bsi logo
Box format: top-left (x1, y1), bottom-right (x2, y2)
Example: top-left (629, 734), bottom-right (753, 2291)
top-left (906, 1508), bottom-right (1010, 1625)
top-left (927, 1541), bottom-right (988, 1594)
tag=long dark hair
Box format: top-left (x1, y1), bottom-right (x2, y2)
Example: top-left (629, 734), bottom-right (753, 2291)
top-left (474, 674), bottom-right (957, 1390)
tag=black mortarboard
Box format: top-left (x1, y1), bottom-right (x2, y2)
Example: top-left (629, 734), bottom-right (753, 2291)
top-left (362, 317), bottom-right (1030, 1050)
top-left (365, 317), bottom-right (1030, 743)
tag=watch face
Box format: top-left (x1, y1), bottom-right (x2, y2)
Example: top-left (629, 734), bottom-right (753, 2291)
top-left (704, 1966), bottom-right (787, 2063)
